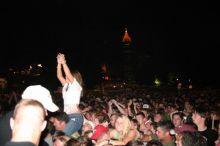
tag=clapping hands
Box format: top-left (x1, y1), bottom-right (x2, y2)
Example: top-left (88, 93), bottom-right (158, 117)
top-left (57, 53), bottom-right (66, 64)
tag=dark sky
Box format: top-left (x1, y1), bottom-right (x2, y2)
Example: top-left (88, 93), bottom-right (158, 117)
top-left (0, 1), bottom-right (220, 87)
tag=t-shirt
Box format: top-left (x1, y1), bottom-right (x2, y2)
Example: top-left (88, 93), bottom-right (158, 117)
top-left (199, 128), bottom-right (218, 146)
top-left (62, 78), bottom-right (82, 105)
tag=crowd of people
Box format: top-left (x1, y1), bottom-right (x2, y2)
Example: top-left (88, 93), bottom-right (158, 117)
top-left (0, 53), bottom-right (220, 146)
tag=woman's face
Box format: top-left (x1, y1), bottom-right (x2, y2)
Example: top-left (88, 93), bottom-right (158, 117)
top-left (115, 117), bottom-right (124, 132)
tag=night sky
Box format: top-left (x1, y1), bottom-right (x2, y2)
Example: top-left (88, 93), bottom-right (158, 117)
top-left (0, 1), bottom-right (220, 87)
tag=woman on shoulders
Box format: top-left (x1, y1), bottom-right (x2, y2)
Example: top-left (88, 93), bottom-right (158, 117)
top-left (56, 53), bottom-right (84, 134)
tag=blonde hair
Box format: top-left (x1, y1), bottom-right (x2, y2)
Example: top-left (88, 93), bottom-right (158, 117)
top-left (117, 115), bottom-right (132, 140)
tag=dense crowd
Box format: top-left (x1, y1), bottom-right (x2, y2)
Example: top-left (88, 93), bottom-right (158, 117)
top-left (0, 53), bottom-right (220, 146)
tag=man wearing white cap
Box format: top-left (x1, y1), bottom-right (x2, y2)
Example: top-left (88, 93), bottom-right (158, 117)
top-left (0, 85), bottom-right (59, 146)
top-left (21, 85), bottom-right (59, 113)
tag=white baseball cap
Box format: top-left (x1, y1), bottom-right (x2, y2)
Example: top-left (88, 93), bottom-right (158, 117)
top-left (21, 85), bottom-right (59, 112)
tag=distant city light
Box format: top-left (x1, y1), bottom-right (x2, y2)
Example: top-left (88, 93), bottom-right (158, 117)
top-left (177, 83), bottom-right (182, 89)
top-left (189, 85), bottom-right (193, 89)
top-left (154, 78), bottom-right (161, 86)
top-left (104, 76), bottom-right (109, 80)
top-left (37, 64), bottom-right (42, 67)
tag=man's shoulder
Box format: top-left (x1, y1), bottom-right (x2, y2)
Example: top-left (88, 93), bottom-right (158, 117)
top-left (4, 141), bottom-right (35, 146)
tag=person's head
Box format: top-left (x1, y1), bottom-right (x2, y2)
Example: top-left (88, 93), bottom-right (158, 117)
top-left (83, 130), bottom-right (93, 139)
top-left (66, 136), bottom-right (93, 146)
top-left (158, 102), bottom-right (165, 109)
top-left (82, 121), bottom-right (94, 135)
top-left (147, 140), bottom-right (163, 146)
top-left (156, 120), bottom-right (174, 142)
top-left (126, 140), bottom-right (145, 146)
top-left (154, 109), bottom-right (165, 123)
top-left (192, 105), bottom-right (209, 126)
top-left (21, 85), bottom-right (59, 113)
top-left (184, 100), bottom-right (194, 113)
top-left (52, 134), bottom-right (71, 146)
top-left (10, 99), bottom-right (47, 145)
top-left (65, 138), bottom-right (78, 146)
top-left (135, 102), bottom-right (142, 111)
top-left (141, 109), bottom-right (149, 118)
top-left (175, 131), bottom-right (207, 146)
top-left (130, 118), bottom-right (139, 130)
top-left (166, 103), bottom-right (177, 114)
top-left (115, 115), bottom-right (132, 138)
top-left (53, 112), bottom-right (70, 131)
top-left (136, 112), bottom-right (146, 125)
top-left (84, 110), bottom-right (93, 121)
top-left (172, 112), bottom-right (185, 128)
top-left (92, 111), bottom-right (109, 126)
top-left (150, 122), bottom-right (158, 134)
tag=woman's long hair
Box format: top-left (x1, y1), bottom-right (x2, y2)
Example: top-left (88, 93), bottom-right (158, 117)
top-left (72, 70), bottom-right (83, 86)
top-left (117, 115), bottom-right (132, 140)
top-left (72, 70), bottom-right (84, 96)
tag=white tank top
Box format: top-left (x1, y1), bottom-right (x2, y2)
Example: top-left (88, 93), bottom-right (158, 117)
top-left (62, 78), bottom-right (82, 114)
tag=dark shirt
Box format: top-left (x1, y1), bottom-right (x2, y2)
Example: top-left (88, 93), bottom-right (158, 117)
top-left (4, 141), bottom-right (35, 146)
top-left (0, 111), bottom-right (13, 146)
top-left (199, 128), bottom-right (218, 146)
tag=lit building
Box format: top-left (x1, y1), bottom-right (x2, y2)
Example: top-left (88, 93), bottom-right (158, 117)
top-left (121, 28), bottom-right (136, 83)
